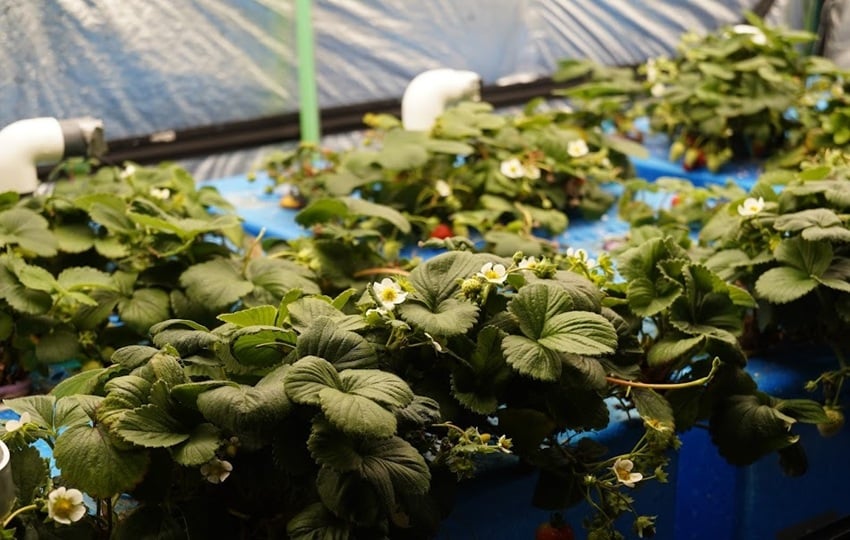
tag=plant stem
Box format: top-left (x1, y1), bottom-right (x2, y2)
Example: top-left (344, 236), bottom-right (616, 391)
top-left (242, 228), bottom-right (267, 272)
top-left (3, 504), bottom-right (38, 528)
top-left (352, 267), bottom-right (411, 278)
top-left (606, 357), bottom-right (720, 390)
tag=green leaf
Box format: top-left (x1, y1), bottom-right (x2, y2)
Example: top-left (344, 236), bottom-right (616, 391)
top-left (10, 445), bottom-right (49, 506)
top-left (217, 305), bottom-right (278, 327)
top-left (647, 335), bottom-right (706, 367)
top-left (297, 317), bottom-right (378, 370)
top-left (423, 138), bottom-right (475, 155)
top-left (617, 236), bottom-right (688, 281)
top-left (323, 171), bottom-right (376, 196)
top-left (405, 251), bottom-right (495, 306)
top-left (502, 335), bottom-right (562, 381)
top-left (775, 399), bottom-right (830, 424)
top-left (57, 266), bottom-right (115, 291)
top-left (100, 375), bottom-right (152, 424)
top-left (152, 325), bottom-right (220, 357)
top-left (308, 419), bottom-right (363, 472)
top-left (773, 208), bottom-right (842, 232)
top-left (318, 388), bottom-right (398, 438)
top-left (538, 311), bottom-right (618, 356)
top-left (111, 345), bottom-right (159, 370)
top-left (359, 435), bottom-right (431, 503)
top-left (118, 287), bottom-right (171, 335)
top-left (343, 197), bottom-right (411, 234)
top-left (285, 356), bottom-right (343, 406)
top-left (710, 394), bottom-right (799, 466)
top-left (802, 226), bottom-right (850, 243)
top-left (15, 263), bottom-right (56, 292)
top-left (630, 387), bottom-right (675, 428)
top-left (171, 423), bottom-right (221, 466)
top-left (51, 366), bottom-right (122, 398)
top-left (54, 423), bottom-right (150, 498)
top-left (94, 235), bottom-right (130, 258)
top-left (296, 198), bottom-right (349, 227)
top-left (338, 370), bottom-right (413, 409)
top-left (754, 266), bottom-right (818, 304)
top-left (288, 297), bottom-right (365, 334)
top-left (53, 223), bottom-right (95, 253)
top-left (180, 259), bottom-right (255, 312)
top-left (150, 352), bottom-right (188, 387)
top-left (775, 237), bottom-right (832, 276)
top-left (229, 326), bottom-right (295, 368)
top-left (82, 195), bottom-right (133, 231)
top-left (115, 404), bottom-right (189, 448)
top-left (396, 298), bottom-right (479, 337)
top-left (376, 130), bottom-right (430, 169)
top-left (627, 276), bottom-right (682, 317)
top-left (197, 381), bottom-right (291, 433)
top-left (508, 283), bottom-right (573, 340)
top-left (4, 395), bottom-right (56, 428)
top-left (395, 395), bottom-right (442, 428)
top-left (286, 503), bottom-right (350, 540)
top-left (0, 208), bottom-right (57, 256)
top-left (451, 326), bottom-right (512, 414)
top-left (246, 257), bottom-right (321, 300)
top-left (170, 381), bottom-right (230, 409)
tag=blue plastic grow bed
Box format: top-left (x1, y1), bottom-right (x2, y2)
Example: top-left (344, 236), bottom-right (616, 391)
top-left (436, 400), bottom-right (679, 540)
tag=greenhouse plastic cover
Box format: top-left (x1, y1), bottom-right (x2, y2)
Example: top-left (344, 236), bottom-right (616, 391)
top-left (0, 0), bottom-right (817, 179)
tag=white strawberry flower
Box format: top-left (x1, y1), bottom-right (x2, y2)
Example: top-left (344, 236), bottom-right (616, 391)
top-left (500, 158), bottom-right (525, 179)
top-left (737, 197), bottom-right (765, 217)
top-left (567, 139), bottom-right (589, 158)
top-left (518, 256), bottom-right (538, 270)
top-left (149, 187), bottom-right (171, 200)
top-left (47, 487), bottom-right (87, 524)
top-left (732, 24), bottom-right (767, 46)
top-left (477, 262), bottom-right (508, 284)
top-left (612, 458), bottom-right (643, 488)
top-left (372, 278), bottom-right (408, 310)
top-left (4, 412), bottom-right (31, 432)
top-left (650, 83), bottom-right (666, 98)
top-left (435, 179), bottom-right (452, 198)
top-left (200, 458), bottom-right (233, 484)
top-left (523, 164), bottom-right (541, 180)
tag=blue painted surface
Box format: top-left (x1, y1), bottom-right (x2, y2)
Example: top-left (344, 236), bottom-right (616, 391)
top-left (204, 175), bottom-right (639, 261)
top-left (437, 402), bottom-right (679, 540)
top-left (674, 352), bottom-right (850, 540)
top-left (206, 173), bottom-right (305, 239)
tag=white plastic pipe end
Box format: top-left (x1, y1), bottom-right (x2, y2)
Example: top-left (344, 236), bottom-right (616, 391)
top-left (401, 69), bottom-right (482, 132)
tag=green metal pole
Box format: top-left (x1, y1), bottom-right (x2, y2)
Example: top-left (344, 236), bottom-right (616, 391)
top-left (295, 0), bottom-right (320, 144)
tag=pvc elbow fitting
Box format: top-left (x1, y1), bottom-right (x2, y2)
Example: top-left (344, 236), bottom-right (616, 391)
top-left (401, 69), bottom-right (482, 131)
top-left (0, 117), bottom-right (105, 194)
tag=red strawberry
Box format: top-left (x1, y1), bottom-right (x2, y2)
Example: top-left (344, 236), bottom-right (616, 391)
top-left (682, 148), bottom-right (706, 171)
top-left (535, 514), bottom-right (575, 540)
top-left (430, 223), bottom-right (453, 239)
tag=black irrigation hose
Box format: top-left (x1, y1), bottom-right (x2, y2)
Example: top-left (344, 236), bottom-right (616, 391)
top-left (94, 0), bottom-right (780, 168)
top-left (99, 77), bottom-right (564, 167)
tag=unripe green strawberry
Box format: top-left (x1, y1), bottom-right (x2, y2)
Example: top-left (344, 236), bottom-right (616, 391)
top-left (817, 407), bottom-right (845, 438)
top-left (669, 140), bottom-right (686, 161)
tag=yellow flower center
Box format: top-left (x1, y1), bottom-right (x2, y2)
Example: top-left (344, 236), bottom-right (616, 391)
top-left (484, 270), bottom-right (500, 280)
top-left (380, 289), bottom-right (398, 303)
top-left (52, 498), bottom-right (75, 519)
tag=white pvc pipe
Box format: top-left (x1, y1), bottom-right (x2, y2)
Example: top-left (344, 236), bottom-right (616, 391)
top-left (0, 117), bottom-right (104, 194)
top-left (401, 69), bottom-right (482, 132)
